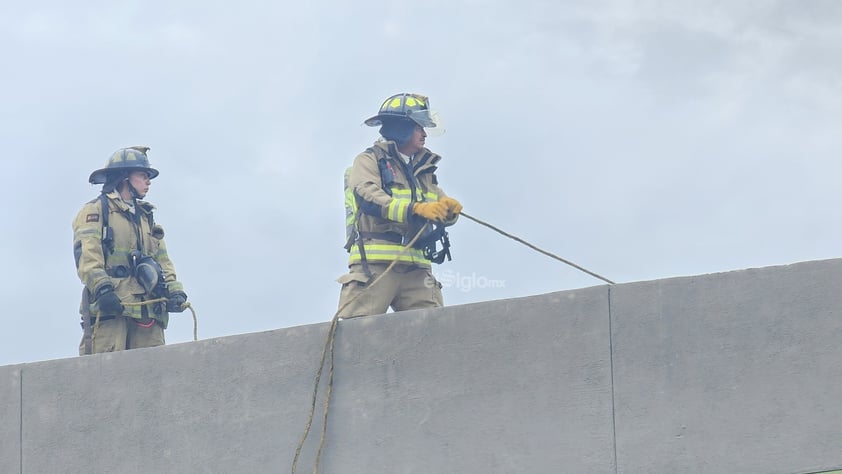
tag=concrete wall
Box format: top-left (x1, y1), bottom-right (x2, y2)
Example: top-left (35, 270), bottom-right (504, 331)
top-left (2, 258), bottom-right (842, 473)
top-left (0, 365), bottom-right (20, 473)
top-left (611, 259), bottom-right (842, 474)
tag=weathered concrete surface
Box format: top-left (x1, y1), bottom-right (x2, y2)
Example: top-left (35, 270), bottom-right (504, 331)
top-left (3, 258), bottom-right (842, 473)
top-left (20, 324), bottom-right (331, 473)
top-left (14, 287), bottom-right (613, 473)
top-left (611, 259), bottom-right (842, 474)
top-left (320, 287), bottom-right (614, 473)
top-left (0, 364), bottom-right (20, 473)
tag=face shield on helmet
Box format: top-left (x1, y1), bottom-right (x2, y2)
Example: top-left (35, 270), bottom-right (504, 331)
top-left (414, 110), bottom-right (445, 137)
top-left (364, 93), bottom-right (445, 137)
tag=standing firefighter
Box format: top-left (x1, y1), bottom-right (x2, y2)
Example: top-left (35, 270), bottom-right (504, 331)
top-left (73, 146), bottom-right (188, 355)
top-left (337, 93), bottom-right (463, 318)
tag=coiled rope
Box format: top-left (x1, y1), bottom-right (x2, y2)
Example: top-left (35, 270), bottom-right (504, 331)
top-left (292, 212), bottom-right (615, 473)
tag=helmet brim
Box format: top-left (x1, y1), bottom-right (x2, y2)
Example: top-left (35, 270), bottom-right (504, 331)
top-left (364, 112), bottom-right (437, 128)
top-left (89, 166), bottom-right (159, 185)
top-left (364, 114), bottom-right (388, 127)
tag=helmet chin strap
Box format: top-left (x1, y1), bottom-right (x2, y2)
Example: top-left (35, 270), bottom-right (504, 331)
top-left (129, 183), bottom-right (142, 199)
top-left (123, 177), bottom-right (141, 199)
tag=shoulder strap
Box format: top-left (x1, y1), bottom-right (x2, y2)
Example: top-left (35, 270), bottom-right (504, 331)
top-left (99, 194), bottom-right (114, 261)
top-left (367, 145), bottom-right (386, 160)
top-left (367, 146), bottom-right (399, 198)
top-left (350, 147), bottom-right (392, 279)
top-left (100, 193), bottom-right (109, 229)
top-left (138, 201), bottom-right (155, 228)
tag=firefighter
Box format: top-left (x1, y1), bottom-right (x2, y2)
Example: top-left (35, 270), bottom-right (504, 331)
top-left (338, 93), bottom-right (462, 318)
top-left (73, 146), bottom-right (188, 354)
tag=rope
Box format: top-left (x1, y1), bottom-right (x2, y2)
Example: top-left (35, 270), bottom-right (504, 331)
top-left (124, 298), bottom-right (198, 341)
top-left (292, 223), bottom-right (430, 474)
top-left (293, 209), bottom-right (613, 472)
top-left (185, 303), bottom-right (198, 341)
top-left (459, 211), bottom-right (615, 285)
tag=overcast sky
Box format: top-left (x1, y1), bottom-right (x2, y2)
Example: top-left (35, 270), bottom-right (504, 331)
top-left (1, 0), bottom-right (840, 366)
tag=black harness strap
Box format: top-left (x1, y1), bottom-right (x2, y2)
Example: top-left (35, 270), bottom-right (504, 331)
top-left (358, 231), bottom-right (403, 244)
top-left (81, 287), bottom-right (93, 355)
top-left (354, 146), bottom-right (392, 279)
top-left (352, 145), bottom-right (452, 276)
top-left (100, 193), bottom-right (114, 261)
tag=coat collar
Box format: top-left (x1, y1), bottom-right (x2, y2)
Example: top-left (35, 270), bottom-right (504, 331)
top-left (105, 191), bottom-right (155, 214)
top-left (374, 140), bottom-right (442, 173)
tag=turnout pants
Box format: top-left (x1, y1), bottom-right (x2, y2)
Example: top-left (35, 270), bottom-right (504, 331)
top-left (79, 316), bottom-right (165, 355)
top-left (336, 262), bottom-right (443, 318)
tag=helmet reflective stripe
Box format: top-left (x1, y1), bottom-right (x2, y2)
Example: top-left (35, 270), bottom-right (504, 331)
top-left (384, 94), bottom-right (426, 112)
top-left (404, 96), bottom-right (425, 108)
top-left (112, 149), bottom-right (143, 163)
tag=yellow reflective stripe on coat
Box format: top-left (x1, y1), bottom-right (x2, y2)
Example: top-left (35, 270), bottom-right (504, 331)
top-left (388, 188), bottom-right (439, 202)
top-left (348, 243), bottom-right (429, 265)
top-left (387, 198), bottom-right (411, 222)
top-left (74, 227), bottom-right (100, 239)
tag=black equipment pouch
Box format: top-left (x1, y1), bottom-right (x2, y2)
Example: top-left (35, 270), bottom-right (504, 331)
top-left (425, 231), bottom-right (451, 264)
top-left (376, 158), bottom-right (395, 195)
top-left (413, 223), bottom-right (452, 264)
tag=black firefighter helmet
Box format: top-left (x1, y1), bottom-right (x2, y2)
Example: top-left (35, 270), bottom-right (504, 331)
top-left (364, 93), bottom-right (439, 129)
top-left (89, 146), bottom-right (159, 185)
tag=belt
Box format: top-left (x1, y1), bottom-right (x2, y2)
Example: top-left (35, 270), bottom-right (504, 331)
top-left (79, 315), bottom-right (116, 329)
top-left (358, 232), bottom-right (403, 244)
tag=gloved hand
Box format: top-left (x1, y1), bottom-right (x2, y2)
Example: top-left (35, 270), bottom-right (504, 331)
top-left (412, 201), bottom-right (448, 222)
top-left (167, 291), bottom-right (188, 313)
top-left (439, 197), bottom-right (463, 218)
top-left (95, 285), bottom-right (124, 315)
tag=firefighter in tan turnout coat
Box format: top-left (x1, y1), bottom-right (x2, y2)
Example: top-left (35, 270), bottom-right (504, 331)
top-left (73, 146), bottom-right (188, 354)
top-left (337, 93), bottom-right (462, 318)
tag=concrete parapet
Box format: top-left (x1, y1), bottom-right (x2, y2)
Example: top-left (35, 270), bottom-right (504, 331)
top-left (2, 258), bottom-right (841, 473)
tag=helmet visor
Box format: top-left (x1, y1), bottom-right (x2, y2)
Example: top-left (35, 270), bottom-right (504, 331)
top-left (412, 110), bottom-right (445, 137)
top-left (407, 109), bottom-right (437, 128)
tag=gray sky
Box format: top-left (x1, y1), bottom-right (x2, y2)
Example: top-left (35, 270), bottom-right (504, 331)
top-left (1, 0), bottom-right (840, 366)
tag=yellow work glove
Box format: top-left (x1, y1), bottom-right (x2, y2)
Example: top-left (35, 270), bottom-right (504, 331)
top-left (439, 197), bottom-right (463, 218)
top-left (412, 201), bottom-right (449, 222)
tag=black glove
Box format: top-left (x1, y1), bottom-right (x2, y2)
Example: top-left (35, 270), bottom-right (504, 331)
top-left (95, 285), bottom-right (124, 315)
top-left (167, 291), bottom-right (188, 313)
